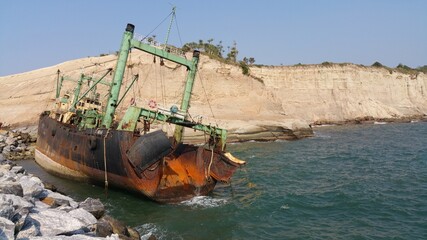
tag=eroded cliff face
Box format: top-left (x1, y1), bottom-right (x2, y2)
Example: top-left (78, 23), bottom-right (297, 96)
top-left (0, 52), bottom-right (426, 141)
top-left (249, 64), bottom-right (427, 124)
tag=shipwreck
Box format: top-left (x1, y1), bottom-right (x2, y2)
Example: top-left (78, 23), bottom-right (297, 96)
top-left (35, 21), bottom-right (245, 203)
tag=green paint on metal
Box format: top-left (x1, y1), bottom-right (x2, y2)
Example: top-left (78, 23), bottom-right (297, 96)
top-left (78, 109), bottom-right (101, 129)
top-left (173, 51), bottom-right (200, 143)
top-left (97, 23), bottom-right (226, 149)
top-left (118, 106), bottom-right (227, 150)
top-left (70, 74), bottom-right (85, 111)
top-left (130, 40), bottom-right (195, 69)
top-left (101, 24), bottom-right (134, 128)
top-left (75, 69), bottom-right (112, 107)
top-left (117, 74), bottom-right (139, 107)
top-left (117, 106), bottom-right (142, 131)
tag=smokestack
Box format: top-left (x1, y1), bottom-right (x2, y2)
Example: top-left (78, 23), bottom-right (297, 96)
top-left (126, 23), bottom-right (135, 33)
top-left (193, 50), bottom-right (200, 59)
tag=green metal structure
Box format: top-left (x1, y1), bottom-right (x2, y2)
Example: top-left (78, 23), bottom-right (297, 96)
top-left (55, 22), bottom-right (228, 149)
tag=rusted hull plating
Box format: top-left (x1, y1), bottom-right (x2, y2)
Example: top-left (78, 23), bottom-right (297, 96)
top-left (35, 113), bottom-right (242, 203)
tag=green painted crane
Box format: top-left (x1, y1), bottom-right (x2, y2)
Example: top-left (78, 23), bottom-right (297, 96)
top-left (104, 23), bottom-right (227, 149)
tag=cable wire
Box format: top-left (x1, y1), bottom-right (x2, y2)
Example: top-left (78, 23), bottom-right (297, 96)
top-left (140, 12), bottom-right (173, 42)
top-left (197, 70), bottom-right (217, 123)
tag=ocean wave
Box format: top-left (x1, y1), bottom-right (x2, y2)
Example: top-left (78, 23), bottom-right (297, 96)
top-left (314, 132), bottom-right (331, 138)
top-left (135, 223), bottom-right (169, 240)
top-left (179, 196), bottom-right (228, 209)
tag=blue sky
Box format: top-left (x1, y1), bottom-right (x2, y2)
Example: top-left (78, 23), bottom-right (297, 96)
top-left (0, 0), bottom-right (426, 76)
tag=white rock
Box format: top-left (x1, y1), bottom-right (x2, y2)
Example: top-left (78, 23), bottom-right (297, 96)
top-left (15, 219), bottom-right (39, 239)
top-left (19, 175), bottom-right (45, 198)
top-left (21, 208), bottom-right (87, 237)
top-left (26, 233), bottom-right (119, 239)
top-left (0, 216), bottom-right (15, 240)
top-left (0, 164), bottom-right (11, 171)
top-left (0, 193), bottom-right (34, 209)
top-left (69, 208), bottom-right (97, 226)
top-left (45, 190), bottom-right (78, 208)
top-left (0, 198), bottom-right (14, 220)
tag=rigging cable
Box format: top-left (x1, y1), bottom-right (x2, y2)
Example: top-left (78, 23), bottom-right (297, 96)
top-left (174, 12), bottom-right (184, 48)
top-left (103, 128), bottom-right (110, 197)
top-left (137, 63), bottom-right (153, 105)
top-left (140, 11), bottom-right (173, 42)
top-left (197, 70), bottom-right (218, 124)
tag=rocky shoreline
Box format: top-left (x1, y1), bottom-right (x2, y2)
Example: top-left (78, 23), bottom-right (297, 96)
top-left (0, 155), bottom-right (143, 240)
top-left (0, 126), bottom-right (37, 161)
top-left (0, 126), bottom-right (147, 239)
top-left (311, 114), bottom-right (427, 126)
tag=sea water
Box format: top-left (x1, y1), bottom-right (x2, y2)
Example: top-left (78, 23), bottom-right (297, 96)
top-left (20, 122), bottom-right (427, 239)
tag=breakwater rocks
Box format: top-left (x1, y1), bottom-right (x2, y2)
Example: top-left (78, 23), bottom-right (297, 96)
top-left (0, 126), bottom-right (37, 161)
top-left (0, 157), bottom-right (141, 240)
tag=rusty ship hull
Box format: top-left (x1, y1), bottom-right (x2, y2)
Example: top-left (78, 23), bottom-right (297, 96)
top-left (35, 112), bottom-right (241, 203)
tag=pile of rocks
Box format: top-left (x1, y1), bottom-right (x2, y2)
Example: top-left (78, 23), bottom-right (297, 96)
top-left (0, 157), bottom-right (140, 240)
top-left (0, 126), bottom-right (37, 161)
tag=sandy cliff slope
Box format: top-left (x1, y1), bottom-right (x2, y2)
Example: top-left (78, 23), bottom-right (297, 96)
top-left (250, 64), bottom-right (427, 124)
top-left (1, 52), bottom-right (426, 141)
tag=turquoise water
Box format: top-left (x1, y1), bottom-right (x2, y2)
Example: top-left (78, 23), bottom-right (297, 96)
top-left (21, 122), bottom-right (427, 239)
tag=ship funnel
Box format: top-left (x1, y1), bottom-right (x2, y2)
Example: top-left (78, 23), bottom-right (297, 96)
top-left (126, 23), bottom-right (135, 33)
top-left (193, 50), bottom-right (200, 58)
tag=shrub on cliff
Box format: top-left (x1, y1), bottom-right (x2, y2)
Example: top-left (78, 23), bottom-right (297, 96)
top-left (372, 61), bottom-right (383, 67)
top-left (321, 61), bottom-right (333, 67)
top-left (416, 65), bottom-right (427, 74)
top-left (239, 61), bottom-right (250, 75)
top-left (395, 63), bottom-right (417, 75)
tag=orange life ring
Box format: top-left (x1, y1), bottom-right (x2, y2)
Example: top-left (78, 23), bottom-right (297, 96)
top-left (148, 99), bottom-right (157, 108)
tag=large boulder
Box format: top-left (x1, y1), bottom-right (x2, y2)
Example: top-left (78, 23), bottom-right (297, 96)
top-left (19, 175), bottom-right (45, 198)
top-left (69, 208), bottom-right (97, 226)
top-left (96, 217), bottom-right (114, 238)
top-left (0, 200), bottom-right (14, 220)
top-left (39, 190), bottom-right (78, 208)
top-left (97, 215), bottom-right (140, 240)
top-left (0, 194), bottom-right (34, 209)
top-left (18, 208), bottom-right (87, 237)
top-left (0, 181), bottom-right (24, 196)
top-left (79, 197), bottom-right (105, 219)
top-left (0, 216), bottom-right (15, 240)
top-left (25, 233), bottom-right (120, 239)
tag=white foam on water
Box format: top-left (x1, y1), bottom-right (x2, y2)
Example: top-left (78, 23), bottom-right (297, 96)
top-left (312, 124), bottom-right (336, 128)
top-left (280, 204), bottom-right (290, 210)
top-left (374, 121), bottom-right (387, 125)
top-left (136, 223), bottom-right (169, 240)
top-left (180, 196), bottom-right (228, 209)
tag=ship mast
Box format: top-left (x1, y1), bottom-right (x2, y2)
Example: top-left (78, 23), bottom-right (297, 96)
top-left (101, 24), bottom-right (134, 128)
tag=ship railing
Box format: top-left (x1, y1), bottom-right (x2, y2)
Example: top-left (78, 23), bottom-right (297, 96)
top-left (133, 33), bottom-right (186, 58)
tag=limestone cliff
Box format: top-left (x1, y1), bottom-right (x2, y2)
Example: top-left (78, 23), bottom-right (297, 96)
top-left (0, 52), bottom-right (426, 141)
top-left (250, 64), bottom-right (427, 124)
